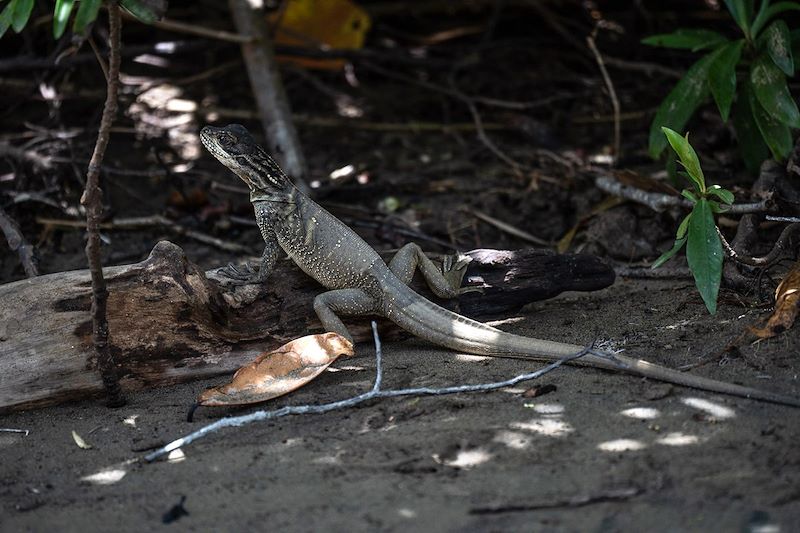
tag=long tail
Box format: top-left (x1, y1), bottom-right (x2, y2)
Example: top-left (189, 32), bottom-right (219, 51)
top-left (386, 283), bottom-right (800, 408)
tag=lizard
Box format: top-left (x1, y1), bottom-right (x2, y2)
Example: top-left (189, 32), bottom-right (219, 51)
top-left (200, 123), bottom-right (800, 408)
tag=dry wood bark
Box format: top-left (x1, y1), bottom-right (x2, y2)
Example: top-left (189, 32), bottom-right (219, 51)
top-left (0, 241), bottom-right (613, 413)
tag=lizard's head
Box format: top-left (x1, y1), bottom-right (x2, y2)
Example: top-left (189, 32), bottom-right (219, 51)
top-left (200, 124), bottom-right (291, 191)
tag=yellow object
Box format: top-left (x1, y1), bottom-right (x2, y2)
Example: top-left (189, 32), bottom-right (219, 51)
top-left (270, 0), bottom-right (371, 70)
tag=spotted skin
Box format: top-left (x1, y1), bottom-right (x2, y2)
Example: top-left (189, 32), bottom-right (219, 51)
top-left (200, 124), bottom-right (800, 408)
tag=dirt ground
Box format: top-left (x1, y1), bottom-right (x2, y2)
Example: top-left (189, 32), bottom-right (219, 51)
top-left (2, 276), bottom-right (799, 532)
top-left (3, 1), bottom-right (800, 531)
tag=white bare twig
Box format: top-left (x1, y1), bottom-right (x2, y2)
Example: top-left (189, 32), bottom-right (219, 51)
top-left (144, 323), bottom-right (597, 462)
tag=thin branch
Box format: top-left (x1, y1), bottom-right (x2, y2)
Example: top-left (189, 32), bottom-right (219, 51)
top-left (80, 2), bottom-right (124, 407)
top-left (717, 223), bottom-right (800, 267)
top-left (37, 215), bottom-right (252, 254)
top-left (136, 16), bottom-right (251, 44)
top-left (586, 29), bottom-right (620, 163)
top-left (0, 206), bottom-right (38, 277)
top-left (228, 0), bottom-right (310, 193)
top-left (594, 173), bottom-right (773, 214)
top-left (468, 208), bottom-right (552, 246)
top-left (144, 322), bottom-right (595, 462)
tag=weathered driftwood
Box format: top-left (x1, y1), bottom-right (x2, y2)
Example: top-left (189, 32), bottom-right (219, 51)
top-left (0, 241), bottom-right (613, 412)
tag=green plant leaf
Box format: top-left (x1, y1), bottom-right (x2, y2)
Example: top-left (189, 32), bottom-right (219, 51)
top-left (750, 0), bottom-right (771, 38)
top-left (752, 2), bottom-right (800, 38)
top-left (53, 0), bottom-right (74, 39)
top-left (708, 200), bottom-right (732, 214)
top-left (708, 40), bottom-right (745, 121)
top-left (0, 1), bottom-right (16, 39)
top-left (682, 189), bottom-right (700, 203)
top-left (11, 0), bottom-right (32, 32)
top-left (723, 0), bottom-right (753, 38)
top-left (762, 20), bottom-right (794, 76)
top-left (652, 236), bottom-right (687, 269)
top-left (662, 127), bottom-right (706, 191)
top-left (707, 185), bottom-right (735, 205)
top-left (642, 29), bottom-right (728, 51)
top-left (648, 54), bottom-right (714, 159)
top-left (686, 198), bottom-right (723, 314)
top-left (750, 53), bottom-right (800, 128)
top-left (119, 0), bottom-right (167, 24)
top-left (732, 82), bottom-right (770, 173)
top-left (749, 78), bottom-right (793, 159)
top-left (677, 212), bottom-right (692, 239)
top-left (73, 0), bottom-right (102, 33)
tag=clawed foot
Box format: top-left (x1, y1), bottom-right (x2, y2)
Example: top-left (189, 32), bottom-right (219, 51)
top-left (219, 261), bottom-right (262, 286)
top-left (442, 253), bottom-right (483, 295)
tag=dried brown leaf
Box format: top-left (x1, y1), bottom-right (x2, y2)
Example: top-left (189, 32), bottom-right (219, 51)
top-left (196, 333), bottom-right (354, 407)
top-left (751, 262), bottom-right (800, 339)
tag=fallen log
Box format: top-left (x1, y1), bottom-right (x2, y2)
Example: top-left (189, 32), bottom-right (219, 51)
top-left (0, 241), bottom-right (614, 412)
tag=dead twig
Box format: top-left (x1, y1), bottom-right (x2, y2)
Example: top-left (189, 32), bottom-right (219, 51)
top-left (586, 28), bottom-right (621, 163)
top-left (81, 1), bottom-right (124, 407)
top-left (126, 14), bottom-right (251, 43)
top-left (228, 0), bottom-right (309, 193)
top-left (594, 173), bottom-right (773, 214)
top-left (0, 142), bottom-right (53, 170)
top-left (207, 107), bottom-right (515, 132)
top-left (143, 323), bottom-right (595, 462)
top-left (0, 428), bottom-right (29, 436)
top-left (37, 215), bottom-right (251, 254)
top-left (717, 223), bottom-right (800, 268)
top-left (468, 209), bottom-right (552, 246)
top-left (0, 206), bottom-right (38, 277)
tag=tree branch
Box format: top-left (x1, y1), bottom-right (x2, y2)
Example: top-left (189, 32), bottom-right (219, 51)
top-left (80, 1), bottom-right (124, 407)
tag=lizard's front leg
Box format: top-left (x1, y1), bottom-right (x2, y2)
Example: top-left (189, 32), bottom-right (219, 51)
top-left (388, 243), bottom-right (479, 298)
top-left (313, 289), bottom-right (377, 343)
top-left (220, 232), bottom-right (280, 285)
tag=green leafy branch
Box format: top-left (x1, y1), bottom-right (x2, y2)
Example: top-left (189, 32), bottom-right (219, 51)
top-left (0, 0), bottom-right (162, 39)
top-left (644, 0), bottom-right (800, 173)
top-left (653, 128), bottom-right (735, 314)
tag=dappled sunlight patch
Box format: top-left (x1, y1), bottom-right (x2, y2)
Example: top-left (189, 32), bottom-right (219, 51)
top-left (750, 523), bottom-right (781, 533)
top-left (620, 406), bottom-right (661, 420)
top-left (681, 397), bottom-right (736, 419)
top-left (397, 508), bottom-right (417, 519)
top-left (597, 439), bottom-right (647, 452)
top-left (433, 448), bottom-right (492, 469)
top-left (455, 353), bottom-right (492, 362)
top-left (529, 403), bottom-right (565, 415)
top-left (80, 459), bottom-right (137, 486)
top-left (510, 417), bottom-right (573, 437)
top-left (493, 430), bottom-right (533, 450)
top-left (312, 452), bottom-right (343, 465)
top-left (656, 432), bottom-right (701, 446)
top-left (127, 83), bottom-right (202, 162)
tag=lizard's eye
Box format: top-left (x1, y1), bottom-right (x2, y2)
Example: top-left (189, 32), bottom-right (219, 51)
top-left (218, 135), bottom-right (235, 148)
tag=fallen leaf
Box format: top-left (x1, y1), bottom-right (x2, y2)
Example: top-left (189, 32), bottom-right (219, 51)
top-left (751, 261), bottom-right (800, 339)
top-left (195, 333), bottom-right (354, 408)
top-left (71, 430), bottom-right (92, 450)
top-left (270, 0), bottom-right (371, 70)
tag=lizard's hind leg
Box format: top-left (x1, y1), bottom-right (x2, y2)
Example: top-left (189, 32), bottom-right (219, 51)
top-left (313, 289), bottom-right (377, 343)
top-left (388, 243), bottom-right (479, 298)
